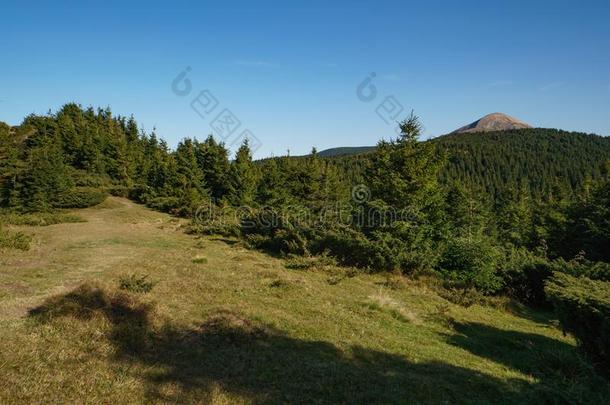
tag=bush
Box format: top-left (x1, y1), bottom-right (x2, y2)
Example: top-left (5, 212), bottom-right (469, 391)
top-left (0, 224), bottom-right (31, 250)
top-left (558, 257), bottom-right (610, 282)
top-left (146, 196), bottom-right (181, 214)
top-left (69, 170), bottom-right (109, 188)
top-left (127, 184), bottom-right (152, 203)
top-left (241, 208), bottom-right (313, 255)
top-left (54, 187), bottom-right (107, 208)
top-left (498, 248), bottom-right (553, 306)
top-left (108, 185), bottom-right (131, 198)
top-left (438, 237), bottom-right (502, 294)
top-left (546, 272), bottom-right (610, 377)
top-left (313, 227), bottom-right (395, 271)
top-left (187, 205), bottom-right (241, 237)
top-left (118, 274), bottom-right (156, 294)
top-left (436, 286), bottom-right (487, 308)
top-left (499, 250), bottom-right (610, 306)
top-left (240, 207), bottom-right (438, 274)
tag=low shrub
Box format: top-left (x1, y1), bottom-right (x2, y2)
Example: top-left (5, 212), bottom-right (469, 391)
top-left (237, 204), bottom-right (440, 275)
top-left (437, 237), bottom-right (502, 294)
top-left (240, 208), bottom-right (313, 255)
top-left (436, 285), bottom-right (487, 308)
top-left (268, 279), bottom-right (290, 288)
top-left (314, 227), bottom-right (391, 270)
top-left (127, 184), bottom-right (152, 203)
top-left (108, 185), bottom-right (131, 198)
top-left (146, 196), bottom-right (181, 214)
top-left (498, 248), bottom-right (553, 306)
top-left (499, 249), bottom-right (610, 306)
top-left (54, 187), bottom-right (107, 208)
top-left (545, 272), bottom-right (610, 377)
top-left (557, 257), bottom-right (610, 282)
top-left (0, 224), bottom-right (31, 250)
top-left (118, 274), bottom-right (156, 294)
top-left (69, 170), bottom-right (109, 188)
top-left (284, 255), bottom-right (315, 270)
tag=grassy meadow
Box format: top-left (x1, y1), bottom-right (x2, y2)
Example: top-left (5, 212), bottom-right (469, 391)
top-left (0, 197), bottom-right (608, 404)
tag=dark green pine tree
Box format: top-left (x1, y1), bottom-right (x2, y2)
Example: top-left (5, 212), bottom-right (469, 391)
top-left (256, 157), bottom-right (289, 205)
top-left (444, 182), bottom-right (489, 239)
top-left (194, 136), bottom-right (231, 203)
top-left (305, 149), bottom-right (346, 209)
top-left (365, 112), bottom-right (445, 211)
top-left (172, 138), bottom-right (208, 214)
top-left (228, 139), bottom-right (258, 206)
top-left (0, 122), bottom-right (21, 207)
top-left (17, 138), bottom-right (73, 211)
top-left (56, 103), bottom-right (83, 167)
top-left (557, 167), bottom-right (610, 262)
top-left (146, 132), bottom-right (170, 191)
top-left (493, 186), bottom-right (533, 247)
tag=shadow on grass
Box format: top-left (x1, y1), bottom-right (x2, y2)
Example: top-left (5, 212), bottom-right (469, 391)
top-left (445, 321), bottom-right (610, 402)
top-left (209, 236), bottom-right (241, 246)
top-left (504, 301), bottom-right (557, 327)
top-left (28, 284), bottom-right (608, 403)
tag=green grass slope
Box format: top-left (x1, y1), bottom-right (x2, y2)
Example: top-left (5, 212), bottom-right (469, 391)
top-left (0, 197), bottom-right (608, 403)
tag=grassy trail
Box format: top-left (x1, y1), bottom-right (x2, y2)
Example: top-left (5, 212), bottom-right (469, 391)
top-left (0, 198), bottom-right (607, 403)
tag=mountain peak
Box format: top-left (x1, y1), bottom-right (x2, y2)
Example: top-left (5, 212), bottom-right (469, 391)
top-left (451, 112), bottom-right (532, 134)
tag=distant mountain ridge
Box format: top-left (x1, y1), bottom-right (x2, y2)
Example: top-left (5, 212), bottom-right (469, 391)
top-left (316, 146), bottom-right (376, 158)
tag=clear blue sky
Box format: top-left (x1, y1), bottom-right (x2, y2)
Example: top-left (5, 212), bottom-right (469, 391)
top-left (1, 0), bottom-right (609, 157)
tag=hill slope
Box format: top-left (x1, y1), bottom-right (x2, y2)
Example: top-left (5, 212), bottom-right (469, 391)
top-left (435, 128), bottom-right (610, 198)
top-left (317, 146), bottom-right (376, 158)
top-left (451, 113), bottom-right (532, 134)
top-left (1, 197), bottom-right (608, 403)
top-left (324, 128), bottom-right (610, 199)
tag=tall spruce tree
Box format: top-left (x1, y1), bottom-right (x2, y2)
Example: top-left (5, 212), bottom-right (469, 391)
top-left (365, 113), bottom-right (445, 211)
top-left (228, 139), bottom-right (258, 206)
top-left (194, 136), bottom-right (231, 202)
top-left (172, 138), bottom-right (207, 213)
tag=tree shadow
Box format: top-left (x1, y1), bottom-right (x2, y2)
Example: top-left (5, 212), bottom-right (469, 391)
top-left (208, 236), bottom-right (241, 246)
top-left (444, 320), bottom-right (609, 401)
top-left (503, 300), bottom-right (557, 327)
top-left (27, 284), bottom-right (607, 403)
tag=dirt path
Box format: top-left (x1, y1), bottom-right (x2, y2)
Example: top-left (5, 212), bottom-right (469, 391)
top-left (0, 197), bottom-right (195, 319)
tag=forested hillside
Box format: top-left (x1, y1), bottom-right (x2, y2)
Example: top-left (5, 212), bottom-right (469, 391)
top-left (324, 128), bottom-right (610, 202)
top-left (435, 128), bottom-right (610, 201)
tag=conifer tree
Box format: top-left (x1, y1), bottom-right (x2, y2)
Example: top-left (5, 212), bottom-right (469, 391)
top-left (17, 139), bottom-right (72, 211)
top-left (256, 157), bottom-right (289, 205)
top-left (365, 113), bottom-right (445, 211)
top-left (194, 136), bottom-right (231, 202)
top-left (0, 122), bottom-right (21, 207)
top-left (172, 138), bottom-right (207, 212)
top-left (228, 139), bottom-right (258, 206)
